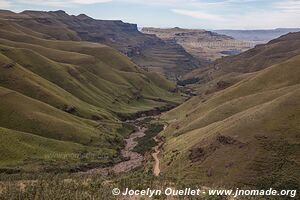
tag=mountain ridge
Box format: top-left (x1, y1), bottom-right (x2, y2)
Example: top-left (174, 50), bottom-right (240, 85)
top-left (0, 10), bottom-right (201, 79)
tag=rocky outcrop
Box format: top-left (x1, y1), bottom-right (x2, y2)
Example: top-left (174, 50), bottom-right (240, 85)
top-left (142, 27), bottom-right (255, 62)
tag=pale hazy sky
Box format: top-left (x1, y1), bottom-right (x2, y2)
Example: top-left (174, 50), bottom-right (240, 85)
top-left (1, 0), bottom-right (300, 29)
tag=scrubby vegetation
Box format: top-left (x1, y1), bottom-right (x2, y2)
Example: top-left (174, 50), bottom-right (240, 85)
top-left (1, 171), bottom-right (286, 200)
top-left (133, 123), bottom-right (164, 155)
top-left (177, 78), bottom-right (200, 86)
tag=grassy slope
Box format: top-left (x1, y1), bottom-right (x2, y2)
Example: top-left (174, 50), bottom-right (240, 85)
top-left (0, 27), bottom-right (180, 109)
top-left (0, 17), bottom-right (183, 170)
top-left (160, 54), bottom-right (300, 188)
top-left (0, 10), bottom-right (201, 79)
top-left (183, 32), bottom-right (300, 96)
top-left (0, 127), bottom-right (83, 166)
top-left (0, 86), bottom-right (118, 166)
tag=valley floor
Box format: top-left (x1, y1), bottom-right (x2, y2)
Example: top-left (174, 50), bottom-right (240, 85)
top-left (0, 111), bottom-right (173, 199)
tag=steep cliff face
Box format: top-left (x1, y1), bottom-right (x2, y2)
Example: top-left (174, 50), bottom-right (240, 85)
top-left (20, 10), bottom-right (145, 46)
top-left (0, 10), bottom-right (201, 79)
top-left (142, 27), bottom-right (256, 62)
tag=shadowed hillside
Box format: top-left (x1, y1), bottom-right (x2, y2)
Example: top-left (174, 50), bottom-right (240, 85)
top-left (160, 32), bottom-right (300, 189)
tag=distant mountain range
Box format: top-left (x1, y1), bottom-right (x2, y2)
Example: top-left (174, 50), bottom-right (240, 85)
top-left (214, 28), bottom-right (300, 42)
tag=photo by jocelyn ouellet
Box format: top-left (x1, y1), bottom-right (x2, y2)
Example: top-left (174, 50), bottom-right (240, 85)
top-left (0, 0), bottom-right (299, 199)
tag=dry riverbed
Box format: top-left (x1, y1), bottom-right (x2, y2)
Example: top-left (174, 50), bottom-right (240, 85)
top-left (85, 125), bottom-right (147, 175)
top-left (112, 127), bottom-right (147, 173)
top-left (87, 118), bottom-right (166, 177)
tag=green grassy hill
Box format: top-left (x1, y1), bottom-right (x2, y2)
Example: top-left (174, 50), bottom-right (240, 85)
top-left (160, 34), bottom-right (300, 189)
top-left (183, 32), bottom-right (300, 95)
top-left (0, 10), bottom-right (201, 79)
top-left (0, 15), bottom-right (183, 172)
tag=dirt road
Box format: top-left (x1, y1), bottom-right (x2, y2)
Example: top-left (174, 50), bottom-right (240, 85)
top-left (152, 136), bottom-right (161, 176)
top-left (152, 125), bottom-right (167, 176)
